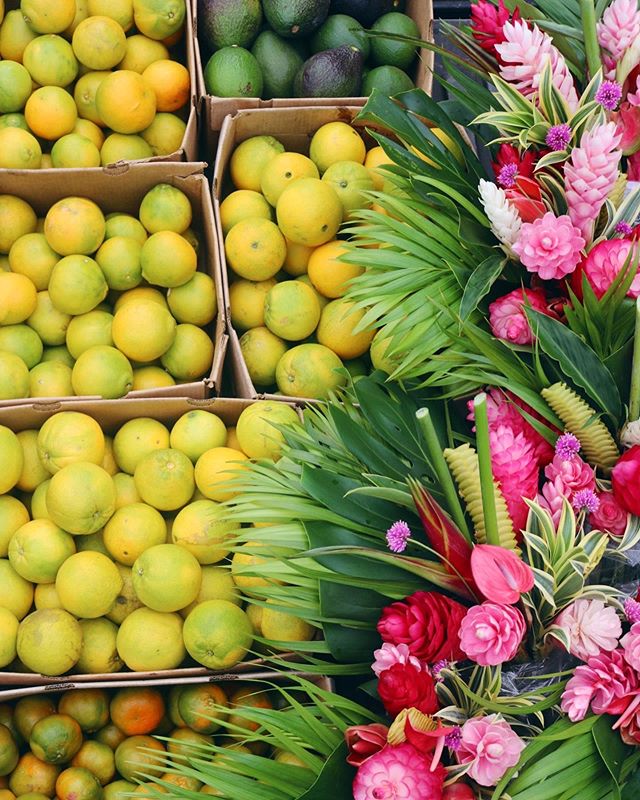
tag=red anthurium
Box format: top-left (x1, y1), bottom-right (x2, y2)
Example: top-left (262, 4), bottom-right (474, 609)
top-left (345, 724), bottom-right (389, 767)
top-left (470, 544), bottom-right (534, 604)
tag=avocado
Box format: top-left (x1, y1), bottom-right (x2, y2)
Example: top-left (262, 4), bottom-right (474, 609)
top-left (293, 45), bottom-right (363, 98)
top-left (329, 0), bottom-right (406, 27)
top-left (251, 31), bottom-right (304, 98)
top-left (198, 0), bottom-right (262, 53)
top-left (262, 0), bottom-right (330, 38)
top-left (311, 14), bottom-right (370, 60)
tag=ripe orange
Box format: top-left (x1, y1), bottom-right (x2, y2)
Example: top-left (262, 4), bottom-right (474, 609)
top-left (95, 70), bottom-right (156, 134)
top-left (141, 59), bottom-right (189, 111)
top-left (110, 688), bottom-right (165, 736)
top-left (177, 684), bottom-right (228, 735)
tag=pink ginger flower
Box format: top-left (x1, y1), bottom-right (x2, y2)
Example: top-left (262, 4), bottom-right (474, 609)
top-left (579, 239), bottom-right (640, 299)
top-left (628, 75), bottom-right (640, 107)
top-left (537, 476), bottom-right (568, 527)
top-left (353, 743), bottom-right (446, 800)
top-left (371, 642), bottom-right (423, 677)
top-left (564, 123), bottom-right (623, 243)
top-left (470, 0), bottom-right (521, 58)
top-left (544, 455), bottom-right (596, 497)
top-left (560, 649), bottom-right (638, 721)
top-left (489, 424), bottom-right (540, 532)
top-left (553, 599), bottom-right (622, 661)
top-left (470, 544), bottom-right (534, 605)
top-left (590, 491), bottom-right (628, 536)
top-left (496, 20), bottom-right (579, 112)
top-left (597, 0), bottom-right (640, 62)
top-left (513, 212), bottom-right (585, 280)
top-left (622, 622), bottom-right (640, 671)
top-left (459, 602), bottom-right (526, 666)
top-left (456, 715), bottom-right (525, 787)
top-left (489, 287), bottom-right (549, 346)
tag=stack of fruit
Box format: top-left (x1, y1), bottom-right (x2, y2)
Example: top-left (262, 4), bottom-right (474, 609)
top-left (0, 683), bottom-right (284, 800)
top-left (0, 182), bottom-right (217, 401)
top-left (0, 400), bottom-right (312, 677)
top-left (220, 119), bottom-right (397, 399)
top-left (199, 0), bottom-right (422, 99)
top-left (0, 0), bottom-right (191, 168)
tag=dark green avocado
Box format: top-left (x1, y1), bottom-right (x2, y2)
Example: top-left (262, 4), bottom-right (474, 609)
top-left (328, 0), bottom-right (406, 27)
top-left (198, 0), bottom-right (262, 53)
top-left (262, 0), bottom-right (330, 38)
top-left (293, 45), bottom-right (363, 98)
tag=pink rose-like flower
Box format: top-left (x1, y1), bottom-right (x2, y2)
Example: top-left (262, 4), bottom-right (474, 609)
top-left (459, 603), bottom-right (526, 666)
top-left (443, 784), bottom-right (477, 800)
top-left (470, 544), bottom-right (534, 605)
top-left (345, 723), bottom-right (389, 767)
top-left (456, 715), bottom-right (525, 787)
top-left (553, 599), bottom-right (622, 661)
top-left (537, 475), bottom-right (569, 526)
top-left (621, 622), bottom-right (640, 672)
top-left (561, 649), bottom-right (638, 721)
top-left (353, 743), bottom-right (446, 800)
top-left (590, 491), bottom-right (628, 536)
top-left (612, 445), bottom-right (640, 515)
top-left (489, 287), bottom-right (550, 345)
top-left (545, 455), bottom-right (596, 497)
top-left (513, 212), bottom-right (585, 280)
top-left (578, 239), bottom-right (640, 299)
top-left (371, 642), bottom-right (423, 677)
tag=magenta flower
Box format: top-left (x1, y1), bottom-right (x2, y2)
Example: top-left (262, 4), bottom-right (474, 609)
top-left (371, 642), bottom-right (423, 677)
top-left (353, 743), bottom-right (446, 800)
top-left (554, 599), bottom-right (622, 661)
top-left (561, 649), bottom-right (638, 721)
top-left (555, 432), bottom-right (581, 461)
top-left (497, 163), bottom-right (519, 188)
top-left (616, 221), bottom-right (634, 236)
top-left (612, 445), bottom-right (640, 515)
top-left (471, 544), bottom-right (534, 605)
top-left (489, 287), bottom-right (549, 346)
top-left (625, 598), bottom-right (640, 624)
top-left (621, 622), bottom-right (640, 671)
top-left (597, 0), bottom-right (640, 62)
top-left (580, 239), bottom-right (640, 299)
top-left (459, 602), bottom-right (526, 666)
top-left (572, 489), bottom-right (600, 514)
top-left (537, 476), bottom-right (568, 526)
top-left (470, 0), bottom-right (521, 57)
top-left (513, 212), bottom-right (585, 280)
top-left (488, 424), bottom-right (540, 532)
top-left (544, 454), bottom-right (596, 496)
top-left (456, 715), bottom-right (525, 787)
top-left (596, 80), bottom-right (623, 111)
top-left (546, 124), bottom-right (572, 151)
top-left (590, 491), bottom-right (628, 536)
top-left (386, 520), bottom-right (411, 553)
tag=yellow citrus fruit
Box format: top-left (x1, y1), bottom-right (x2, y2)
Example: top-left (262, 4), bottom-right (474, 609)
top-left (131, 366), bottom-right (175, 390)
top-left (309, 121), bottom-right (366, 173)
top-left (0, 426), bottom-right (23, 494)
top-left (132, 542), bottom-right (201, 612)
top-left (44, 197), bottom-right (106, 256)
top-left (142, 59), bottom-right (189, 112)
top-left (51, 133), bottom-right (101, 168)
top-left (105, 563), bottom-right (143, 624)
top-left (307, 239), bottom-right (363, 298)
top-left (76, 618), bottom-right (123, 674)
top-left (104, 780), bottom-right (136, 800)
top-left (95, 70), bottom-right (156, 134)
top-left (0, 559), bottom-right (34, 619)
top-left (298, 272), bottom-right (333, 310)
top-left (87, 0), bottom-right (133, 29)
top-left (21, 0), bottom-right (76, 33)
top-left (224, 218), bottom-right (286, 281)
top-left (8, 518), bottom-right (75, 583)
top-left (111, 299), bottom-right (176, 362)
top-left (141, 110), bottom-right (185, 155)
top-left (73, 118), bottom-right (105, 149)
top-left (103, 502), bottom-right (167, 566)
top-left (27, 291), bottom-right (71, 346)
top-left (0, 10), bottom-right (38, 62)
top-left (133, 0), bottom-right (186, 40)
top-left (56, 551), bottom-right (123, 618)
top-left (260, 600), bottom-right (315, 644)
top-left (316, 298), bottom-right (374, 359)
top-left (72, 16), bottom-right (127, 69)
top-left (169, 410), bottom-right (227, 463)
top-left (9, 233), bottom-right (59, 290)
top-left (95, 237), bottom-right (142, 291)
top-left (75, 530), bottom-right (109, 557)
top-left (229, 278), bottom-right (276, 331)
top-left (0, 607), bottom-right (19, 669)
top-left (118, 34), bottom-right (168, 72)
top-left (0, 60), bottom-right (32, 112)
top-left (0, 324), bottom-right (43, 368)
top-left (183, 599), bottom-right (253, 669)
top-left (73, 71), bottom-right (110, 125)
top-left (160, 323), bottom-right (214, 381)
top-left (276, 178), bottom-right (342, 247)
top-left (34, 581), bottom-right (61, 609)
top-left (238, 326), bottom-right (287, 388)
top-left (17, 428), bottom-right (49, 491)
top-left (112, 417), bottom-right (170, 475)
top-left (65, 0), bottom-right (90, 36)
top-left (179, 564), bottom-right (239, 618)
top-left (100, 132), bottom-right (153, 164)
top-left (219, 190), bottom-right (272, 237)
top-left (0, 195), bottom-right (37, 254)
top-left (29, 360), bottom-right (74, 398)
top-left (71, 739), bottom-right (117, 785)
top-left (105, 214), bottom-right (147, 244)
top-left (22, 35), bottom-right (78, 88)
top-left (0, 128), bottom-right (41, 169)
top-left (9, 751), bottom-right (60, 796)
top-left (264, 280), bottom-right (321, 341)
top-left (29, 714), bottom-right (83, 764)
top-left (116, 607), bottom-right (185, 670)
top-left (282, 239), bottom-right (314, 277)
top-left (97, 436), bottom-right (117, 475)
top-left (364, 145), bottom-right (395, 190)
top-left (235, 401), bottom-right (299, 461)
top-left (46, 462), bottom-right (116, 534)
top-left (0, 273), bottom-right (37, 323)
top-left (112, 472), bottom-right (141, 508)
top-left (167, 272), bottom-right (217, 326)
top-left (321, 160), bottom-right (374, 220)
top-left (194, 447), bottom-right (249, 503)
top-left (31, 477), bottom-right (51, 519)
top-left (41, 344), bottom-right (75, 367)
top-left (275, 342), bottom-right (346, 399)
top-left (66, 310), bottom-right (114, 359)
top-left (229, 135), bottom-right (284, 191)
top-left (0, 351), bottom-right (29, 399)
top-left (260, 152), bottom-right (319, 206)
top-left (134, 447), bottom-right (194, 511)
top-left (171, 500), bottom-right (233, 564)
top-left (140, 231), bottom-right (196, 287)
top-left (369, 329), bottom-right (401, 374)
top-left (37, 411), bottom-right (105, 474)
top-left (0, 496), bottom-right (30, 558)
top-left (71, 345), bottom-right (134, 398)
top-left (139, 183), bottom-right (192, 234)
top-left (16, 607), bottom-right (82, 675)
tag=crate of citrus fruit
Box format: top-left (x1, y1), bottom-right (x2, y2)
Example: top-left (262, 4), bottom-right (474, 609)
top-left (213, 105), bottom-right (398, 401)
top-left (0, 395), bottom-right (306, 683)
top-left (0, 162), bottom-right (225, 404)
top-left (0, 0), bottom-right (198, 168)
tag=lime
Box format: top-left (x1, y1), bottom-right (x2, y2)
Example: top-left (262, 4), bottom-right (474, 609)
top-left (370, 12), bottom-right (419, 71)
top-left (204, 46), bottom-right (263, 98)
top-left (362, 64), bottom-right (413, 95)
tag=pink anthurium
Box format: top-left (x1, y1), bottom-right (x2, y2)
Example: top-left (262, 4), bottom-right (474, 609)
top-left (470, 544), bottom-right (534, 605)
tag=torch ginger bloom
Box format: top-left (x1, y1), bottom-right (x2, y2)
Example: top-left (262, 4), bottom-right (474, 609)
top-left (456, 715), bottom-right (525, 787)
top-left (459, 602), bottom-right (526, 666)
top-left (489, 287), bottom-right (549, 346)
top-left (470, 544), bottom-right (534, 605)
top-left (597, 0), bottom-right (640, 62)
top-left (512, 212), bottom-right (585, 280)
top-left (352, 743), bottom-right (446, 800)
top-left (553, 599), bottom-right (622, 661)
top-left (470, 0), bottom-right (521, 58)
top-left (488, 424), bottom-right (539, 532)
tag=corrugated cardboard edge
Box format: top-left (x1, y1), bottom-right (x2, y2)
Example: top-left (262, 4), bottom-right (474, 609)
top-left (196, 0), bottom-right (434, 143)
top-left (0, 162), bottom-right (226, 404)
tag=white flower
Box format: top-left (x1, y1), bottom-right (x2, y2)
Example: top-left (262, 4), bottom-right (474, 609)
top-left (479, 179), bottom-right (522, 250)
top-left (554, 598), bottom-right (622, 662)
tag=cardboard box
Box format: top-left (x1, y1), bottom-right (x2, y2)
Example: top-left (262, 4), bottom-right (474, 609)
top-left (194, 0), bottom-right (434, 143)
top-left (0, 395), bottom-right (303, 687)
top-left (1, 0), bottom-right (198, 165)
top-left (0, 161), bottom-right (227, 404)
top-left (212, 105), bottom-right (389, 400)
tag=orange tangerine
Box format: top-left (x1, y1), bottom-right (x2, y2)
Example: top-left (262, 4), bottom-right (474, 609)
top-left (29, 714), bottom-right (83, 765)
top-left (110, 688), bottom-right (165, 736)
top-left (95, 70), bottom-right (156, 134)
top-left (113, 735), bottom-right (164, 782)
top-left (56, 767), bottom-right (103, 800)
top-left (25, 86), bottom-right (77, 140)
top-left (307, 239), bottom-right (364, 298)
top-left (141, 59), bottom-right (189, 112)
top-left (194, 447), bottom-right (249, 503)
top-left (0, 273), bottom-right (37, 323)
top-left (177, 684), bottom-right (227, 735)
top-left (58, 689), bottom-right (110, 734)
top-left (22, 35), bottom-right (79, 88)
top-left (111, 299), bottom-right (176, 362)
top-left (72, 16), bottom-right (127, 70)
top-left (8, 753), bottom-right (60, 797)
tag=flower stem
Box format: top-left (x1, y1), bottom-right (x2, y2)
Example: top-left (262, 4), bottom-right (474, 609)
top-left (416, 407), bottom-right (472, 542)
top-left (580, 0), bottom-right (601, 79)
top-left (473, 393), bottom-right (501, 547)
top-left (629, 297), bottom-right (640, 421)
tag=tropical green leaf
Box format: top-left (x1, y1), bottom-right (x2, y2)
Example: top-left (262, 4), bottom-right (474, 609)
top-left (459, 254), bottom-right (506, 320)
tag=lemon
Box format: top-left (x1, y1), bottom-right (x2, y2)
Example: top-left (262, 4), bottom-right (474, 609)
top-left (239, 326), bottom-right (287, 388)
top-left (116, 607), bottom-right (185, 671)
top-left (229, 278), bottom-right (276, 331)
top-left (260, 152), bottom-right (319, 206)
top-left (134, 448), bottom-right (194, 511)
top-left (224, 218), bottom-right (286, 281)
top-left (16, 608), bottom-right (82, 675)
top-left (309, 121), bottom-right (366, 173)
top-left (229, 135), bottom-right (284, 191)
top-left (219, 190), bottom-right (272, 236)
top-left (276, 178), bottom-right (342, 247)
top-left (264, 280), bottom-right (320, 341)
top-left (132, 543), bottom-right (201, 612)
top-left (56, 551), bottom-right (123, 618)
top-left (0, 495), bottom-right (30, 557)
top-left (0, 558), bottom-right (34, 619)
top-left (316, 298), bottom-right (375, 359)
top-left (103, 502), bottom-right (167, 566)
top-left (169, 410), bottom-right (227, 463)
top-left (0, 426), bottom-right (23, 494)
top-left (182, 600), bottom-right (253, 670)
top-left (282, 239), bottom-right (314, 277)
top-left (112, 417), bottom-right (170, 475)
top-left (171, 500), bottom-right (233, 564)
top-left (46, 462), bottom-right (116, 535)
top-left (235, 401), bottom-right (299, 461)
top-left (37, 411), bottom-right (105, 474)
top-left (321, 160), bottom-right (374, 219)
top-left (8, 518), bottom-right (75, 583)
top-left (0, 607), bottom-right (19, 668)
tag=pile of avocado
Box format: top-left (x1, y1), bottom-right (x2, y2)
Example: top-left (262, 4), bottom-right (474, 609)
top-left (199, 0), bottom-right (421, 99)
